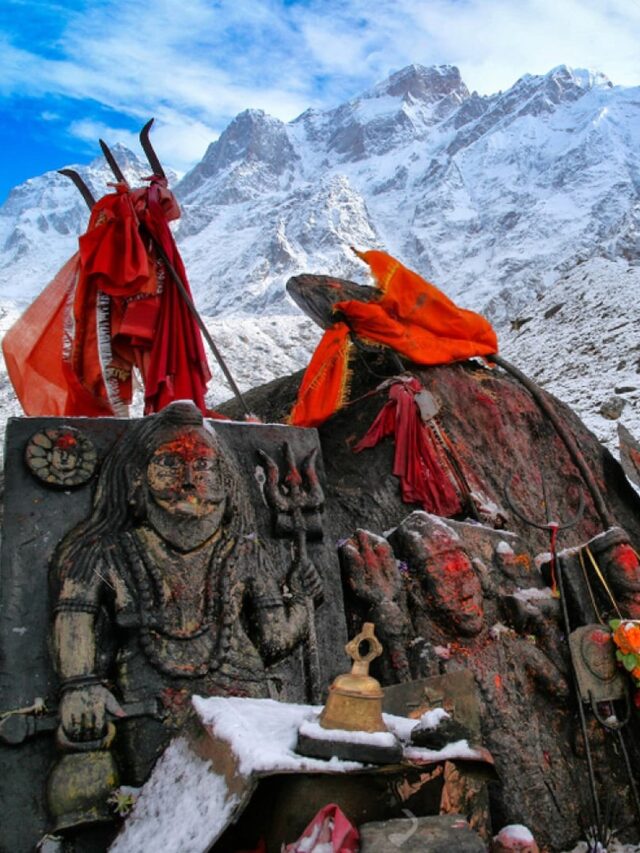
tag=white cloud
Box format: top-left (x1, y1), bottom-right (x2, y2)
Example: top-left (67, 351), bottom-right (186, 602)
top-left (1, 0), bottom-right (640, 177)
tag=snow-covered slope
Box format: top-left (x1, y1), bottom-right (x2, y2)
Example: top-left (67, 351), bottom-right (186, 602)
top-left (0, 254), bottom-right (634, 461)
top-left (500, 256), bottom-right (640, 455)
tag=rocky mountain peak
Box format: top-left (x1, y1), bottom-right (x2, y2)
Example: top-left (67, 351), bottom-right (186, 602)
top-left (372, 64), bottom-right (469, 103)
top-left (177, 109), bottom-right (298, 198)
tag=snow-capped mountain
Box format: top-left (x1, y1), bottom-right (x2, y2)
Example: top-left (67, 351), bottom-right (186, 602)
top-left (0, 63), bottom-right (638, 462)
top-left (170, 62), bottom-right (639, 322)
top-left (2, 64), bottom-right (639, 323)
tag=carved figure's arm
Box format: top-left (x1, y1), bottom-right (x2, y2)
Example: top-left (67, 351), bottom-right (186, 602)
top-left (522, 643), bottom-right (570, 699)
top-left (248, 548), bottom-right (310, 664)
top-left (53, 579), bottom-right (123, 743)
top-left (339, 529), bottom-right (412, 680)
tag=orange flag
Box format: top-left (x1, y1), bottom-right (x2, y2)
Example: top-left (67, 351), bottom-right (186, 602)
top-left (290, 250), bottom-right (498, 427)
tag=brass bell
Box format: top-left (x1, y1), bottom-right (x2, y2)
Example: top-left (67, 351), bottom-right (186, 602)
top-left (319, 622), bottom-right (388, 734)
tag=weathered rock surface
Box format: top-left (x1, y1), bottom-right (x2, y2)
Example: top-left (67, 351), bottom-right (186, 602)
top-left (219, 352), bottom-right (640, 850)
top-left (359, 813), bottom-right (486, 853)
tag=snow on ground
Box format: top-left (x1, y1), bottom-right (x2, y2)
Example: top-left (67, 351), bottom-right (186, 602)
top-left (112, 696), bottom-right (491, 853)
top-left (500, 256), bottom-right (640, 457)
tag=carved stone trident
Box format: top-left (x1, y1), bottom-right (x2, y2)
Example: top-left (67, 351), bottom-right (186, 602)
top-left (258, 443), bottom-right (324, 703)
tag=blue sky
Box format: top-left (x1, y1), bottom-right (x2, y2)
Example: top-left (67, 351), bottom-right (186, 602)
top-left (1, 0), bottom-right (640, 203)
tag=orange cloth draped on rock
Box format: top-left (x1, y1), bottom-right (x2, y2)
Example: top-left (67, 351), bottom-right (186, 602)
top-left (2, 181), bottom-right (211, 416)
top-left (289, 250), bottom-right (498, 427)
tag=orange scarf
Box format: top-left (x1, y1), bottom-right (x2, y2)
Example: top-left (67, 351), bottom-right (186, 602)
top-left (290, 250), bottom-right (498, 427)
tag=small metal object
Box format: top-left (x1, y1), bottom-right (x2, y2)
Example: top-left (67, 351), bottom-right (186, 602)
top-left (568, 624), bottom-right (629, 729)
top-left (319, 623), bottom-right (387, 734)
top-left (297, 623), bottom-right (403, 764)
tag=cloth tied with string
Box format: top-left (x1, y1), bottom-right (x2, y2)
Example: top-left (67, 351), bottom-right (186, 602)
top-left (3, 181), bottom-right (210, 417)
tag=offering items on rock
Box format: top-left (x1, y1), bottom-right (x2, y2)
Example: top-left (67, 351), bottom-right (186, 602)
top-left (296, 623), bottom-right (403, 763)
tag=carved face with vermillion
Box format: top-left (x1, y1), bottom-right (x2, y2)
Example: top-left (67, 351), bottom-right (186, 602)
top-left (423, 544), bottom-right (485, 636)
top-left (146, 430), bottom-right (226, 523)
top-left (605, 543), bottom-right (640, 618)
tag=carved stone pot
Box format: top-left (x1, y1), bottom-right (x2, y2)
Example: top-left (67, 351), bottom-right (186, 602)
top-left (47, 747), bottom-right (119, 832)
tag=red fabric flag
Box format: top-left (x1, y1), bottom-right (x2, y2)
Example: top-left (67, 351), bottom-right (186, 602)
top-left (290, 250), bottom-right (498, 427)
top-left (354, 377), bottom-right (462, 516)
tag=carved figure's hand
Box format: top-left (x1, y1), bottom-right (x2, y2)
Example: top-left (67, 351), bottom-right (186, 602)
top-left (291, 558), bottom-right (324, 605)
top-left (58, 683), bottom-right (125, 745)
top-left (522, 644), bottom-right (570, 699)
top-left (339, 529), bottom-right (401, 605)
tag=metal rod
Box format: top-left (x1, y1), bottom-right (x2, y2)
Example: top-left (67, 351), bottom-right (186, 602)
top-left (139, 118), bottom-right (167, 180)
top-left (58, 169), bottom-right (95, 210)
top-left (490, 354), bottom-right (614, 529)
top-left (615, 728), bottom-right (640, 829)
top-left (99, 139), bottom-right (128, 184)
top-left (143, 230), bottom-right (251, 415)
top-left (556, 553), bottom-right (603, 833)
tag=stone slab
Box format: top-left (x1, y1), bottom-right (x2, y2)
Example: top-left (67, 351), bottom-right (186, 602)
top-left (0, 415), bottom-right (348, 853)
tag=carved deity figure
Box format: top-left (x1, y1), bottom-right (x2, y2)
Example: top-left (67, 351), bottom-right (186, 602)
top-left (50, 401), bottom-right (319, 781)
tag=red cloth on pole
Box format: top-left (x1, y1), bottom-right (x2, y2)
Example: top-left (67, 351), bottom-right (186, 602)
top-left (2, 181), bottom-right (211, 417)
top-left (355, 377), bottom-right (462, 516)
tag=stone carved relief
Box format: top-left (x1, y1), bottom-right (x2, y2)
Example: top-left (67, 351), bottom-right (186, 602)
top-left (25, 427), bottom-right (97, 487)
top-left (338, 511), bottom-right (589, 849)
top-left (0, 406), bottom-right (347, 852)
top-left (50, 403), bottom-right (322, 779)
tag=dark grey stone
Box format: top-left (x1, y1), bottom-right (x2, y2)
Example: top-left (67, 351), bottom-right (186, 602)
top-left (359, 813), bottom-right (487, 852)
top-left (0, 415), bottom-right (348, 853)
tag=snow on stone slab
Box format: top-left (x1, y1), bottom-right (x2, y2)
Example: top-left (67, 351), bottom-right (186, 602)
top-left (112, 697), bottom-right (493, 853)
top-left (193, 696), bottom-right (488, 771)
top-left (109, 736), bottom-right (239, 853)
top-left (191, 696), bottom-right (364, 775)
top-left (414, 707), bottom-right (450, 730)
top-left (511, 586), bottom-right (555, 602)
top-left (298, 718), bottom-right (399, 747)
top-left (402, 739), bottom-right (488, 763)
